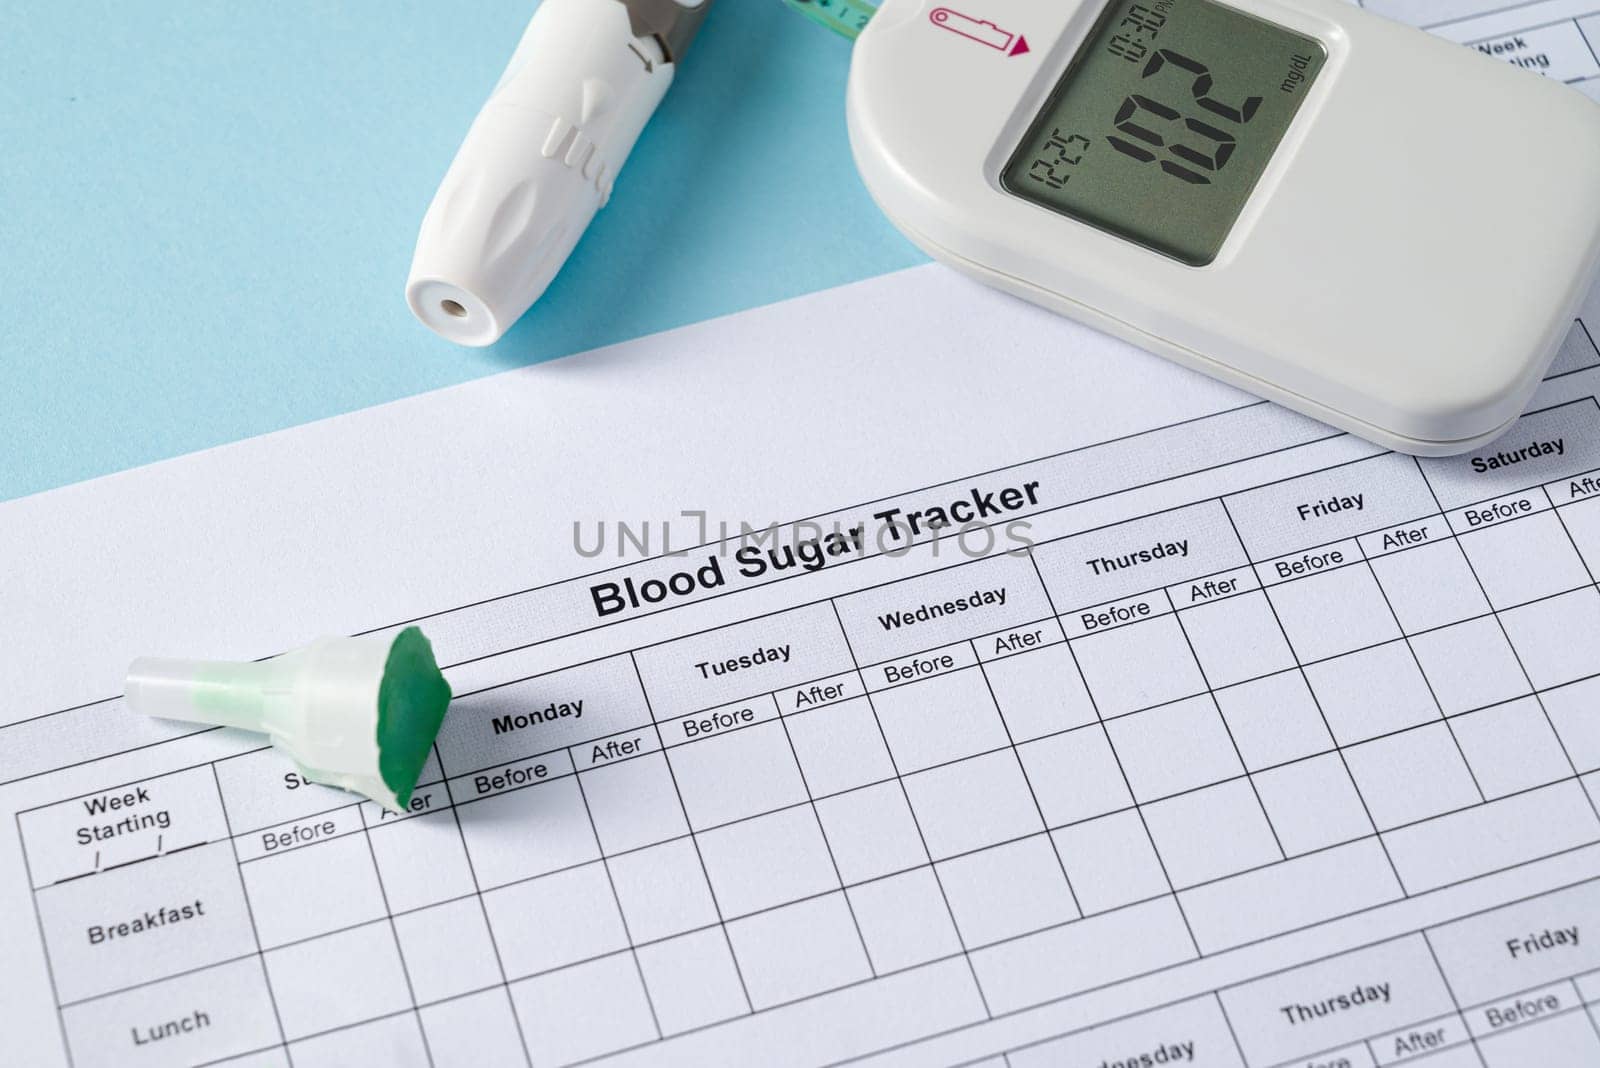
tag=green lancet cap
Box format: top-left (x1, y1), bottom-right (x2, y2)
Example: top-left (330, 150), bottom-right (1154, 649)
top-left (126, 626), bottom-right (454, 812)
top-left (376, 627), bottom-right (454, 807)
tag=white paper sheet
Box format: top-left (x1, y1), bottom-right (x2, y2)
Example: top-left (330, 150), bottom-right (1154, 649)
top-left (5, 12), bottom-right (1600, 1061)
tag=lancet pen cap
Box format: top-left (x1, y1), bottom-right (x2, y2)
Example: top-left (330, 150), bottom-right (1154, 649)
top-left (406, 0), bottom-right (712, 346)
top-left (125, 628), bottom-right (452, 812)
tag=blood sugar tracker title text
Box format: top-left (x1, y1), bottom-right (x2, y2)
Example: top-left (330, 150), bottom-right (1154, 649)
top-left (587, 480), bottom-right (1043, 618)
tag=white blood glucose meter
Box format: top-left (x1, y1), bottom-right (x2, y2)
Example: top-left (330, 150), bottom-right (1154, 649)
top-left (847, 0), bottom-right (1600, 454)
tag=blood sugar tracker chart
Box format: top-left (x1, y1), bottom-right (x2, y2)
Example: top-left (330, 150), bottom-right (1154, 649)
top-left (7, 2), bottom-right (1600, 1057)
top-left (6, 282), bottom-right (1600, 1068)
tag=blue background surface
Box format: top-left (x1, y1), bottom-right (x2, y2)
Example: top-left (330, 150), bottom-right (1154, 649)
top-left (0, 1), bottom-right (924, 502)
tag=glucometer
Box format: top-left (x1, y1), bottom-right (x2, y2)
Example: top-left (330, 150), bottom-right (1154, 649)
top-left (845, 0), bottom-right (1600, 454)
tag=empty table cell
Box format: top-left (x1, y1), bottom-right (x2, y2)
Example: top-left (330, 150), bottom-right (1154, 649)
top-left (1053, 810), bottom-right (1171, 914)
top-left (667, 719), bottom-right (810, 829)
top-left (577, 752), bottom-right (691, 854)
top-left (971, 897), bottom-right (1196, 1014)
top-left (1499, 588), bottom-right (1600, 691)
top-left (1543, 675), bottom-right (1600, 772)
top-left (1455, 510), bottom-right (1591, 609)
top-left (454, 774), bottom-right (600, 890)
top-left (903, 750), bottom-right (1046, 860)
top-left (288, 1013), bottom-right (428, 1068)
top-left (815, 781), bottom-right (928, 884)
top-left (697, 805), bottom-right (840, 918)
top-left (1019, 725), bottom-right (1135, 826)
top-left (585, 956), bottom-right (987, 1067)
top-left (1214, 670), bottom-right (1335, 771)
top-left (1382, 781), bottom-right (1600, 894)
top-left (1106, 696), bottom-right (1244, 802)
top-left (979, 641), bottom-right (1099, 742)
top-left (365, 806), bottom-right (479, 914)
top-left (847, 867), bottom-right (965, 973)
top-left (510, 951), bottom-right (659, 1065)
top-left (420, 989), bottom-right (529, 1068)
top-left (1264, 564), bottom-right (1401, 663)
top-left (1450, 698), bottom-right (1574, 801)
top-left (1343, 724), bottom-right (1481, 831)
top-left (868, 665), bottom-right (1010, 773)
top-left (1366, 540), bottom-right (1490, 633)
top-left (784, 697), bottom-right (898, 798)
top-left (1178, 590), bottom-right (1297, 687)
top-left (1070, 614), bottom-right (1207, 717)
top-left (636, 927), bottom-right (750, 1034)
top-left (937, 834), bottom-right (1077, 947)
top-left (1253, 753), bottom-right (1376, 856)
top-left (482, 861), bottom-right (628, 978)
top-left (1551, 491), bottom-right (1600, 577)
top-left (1141, 779), bottom-right (1281, 888)
top-left (1476, 1008), bottom-right (1600, 1068)
top-left (607, 837), bottom-right (720, 944)
top-left (1409, 618), bottom-right (1531, 717)
top-left (1304, 642), bottom-right (1441, 746)
top-left (392, 897), bottom-right (505, 1005)
top-left (263, 921), bottom-right (412, 1040)
top-left (725, 891), bottom-right (872, 1008)
top-left (1181, 839), bottom-right (1402, 953)
top-left (240, 829), bottom-right (390, 948)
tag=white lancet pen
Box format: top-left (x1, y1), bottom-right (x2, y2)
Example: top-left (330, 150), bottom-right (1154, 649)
top-left (407, 0), bottom-right (713, 346)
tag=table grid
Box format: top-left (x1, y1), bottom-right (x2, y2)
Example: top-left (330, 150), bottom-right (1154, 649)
top-left (823, 602), bottom-right (1004, 1014)
top-left (985, 877), bottom-right (1600, 1068)
top-left (19, 387), bottom-right (1600, 1067)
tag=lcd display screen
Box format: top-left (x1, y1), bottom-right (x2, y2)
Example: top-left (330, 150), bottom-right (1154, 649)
top-left (1001, 0), bottom-right (1326, 265)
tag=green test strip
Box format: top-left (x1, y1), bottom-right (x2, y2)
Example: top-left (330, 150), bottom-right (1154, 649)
top-left (782, 0), bottom-right (879, 40)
